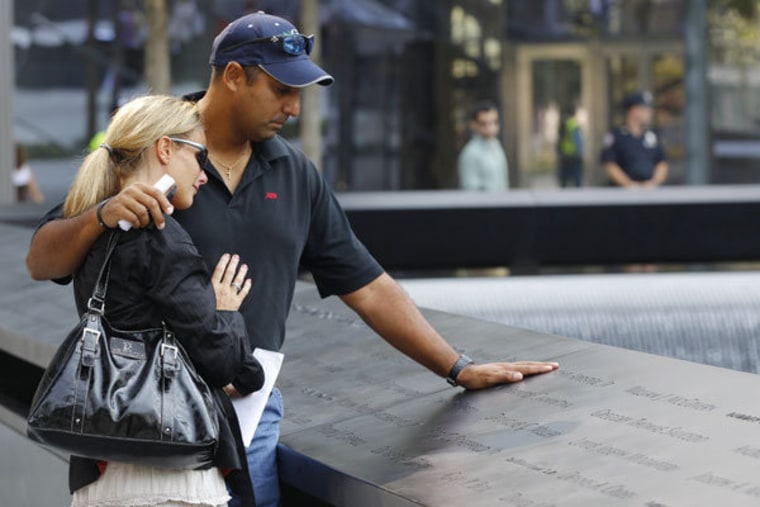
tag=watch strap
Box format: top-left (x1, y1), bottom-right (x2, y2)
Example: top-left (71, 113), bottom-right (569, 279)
top-left (446, 354), bottom-right (474, 386)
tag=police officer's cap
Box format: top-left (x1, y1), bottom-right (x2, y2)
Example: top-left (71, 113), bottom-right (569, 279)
top-left (622, 91), bottom-right (654, 110)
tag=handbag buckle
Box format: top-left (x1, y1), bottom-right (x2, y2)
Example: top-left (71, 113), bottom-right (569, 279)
top-left (160, 343), bottom-right (179, 378)
top-left (80, 327), bottom-right (101, 367)
top-left (87, 296), bottom-right (105, 314)
top-left (160, 343), bottom-right (178, 359)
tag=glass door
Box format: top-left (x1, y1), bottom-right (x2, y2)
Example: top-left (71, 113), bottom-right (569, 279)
top-left (513, 42), bottom-right (684, 188)
top-left (514, 44), bottom-right (596, 189)
top-left (530, 59), bottom-right (582, 187)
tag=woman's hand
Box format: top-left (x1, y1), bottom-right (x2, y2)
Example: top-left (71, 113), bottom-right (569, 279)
top-left (100, 182), bottom-right (174, 230)
top-left (223, 384), bottom-right (242, 399)
top-left (211, 253), bottom-right (252, 311)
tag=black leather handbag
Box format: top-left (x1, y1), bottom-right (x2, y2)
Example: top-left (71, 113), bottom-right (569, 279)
top-left (27, 231), bottom-right (219, 469)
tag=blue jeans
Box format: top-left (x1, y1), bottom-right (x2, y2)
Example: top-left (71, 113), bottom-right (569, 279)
top-left (229, 388), bottom-right (284, 507)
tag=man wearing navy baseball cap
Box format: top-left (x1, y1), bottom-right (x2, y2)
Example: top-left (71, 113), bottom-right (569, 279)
top-left (209, 11), bottom-right (334, 87)
top-left (601, 90), bottom-right (669, 188)
top-left (27, 11), bottom-right (560, 507)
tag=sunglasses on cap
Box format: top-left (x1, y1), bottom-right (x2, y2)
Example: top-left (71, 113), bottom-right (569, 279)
top-left (168, 137), bottom-right (208, 168)
top-left (221, 33), bottom-right (315, 57)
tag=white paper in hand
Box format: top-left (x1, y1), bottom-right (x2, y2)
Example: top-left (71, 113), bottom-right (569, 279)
top-left (231, 348), bottom-right (284, 447)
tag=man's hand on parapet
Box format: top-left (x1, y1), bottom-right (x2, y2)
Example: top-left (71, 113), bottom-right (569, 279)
top-left (455, 361), bottom-right (559, 390)
top-left (99, 183), bottom-right (174, 231)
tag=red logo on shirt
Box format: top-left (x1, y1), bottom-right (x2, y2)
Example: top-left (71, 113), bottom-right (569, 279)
top-left (265, 192), bottom-right (278, 200)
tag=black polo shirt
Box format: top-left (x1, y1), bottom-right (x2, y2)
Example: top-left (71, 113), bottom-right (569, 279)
top-left (174, 130), bottom-right (383, 351)
top-left (39, 92), bottom-right (384, 352)
top-left (600, 126), bottom-right (666, 182)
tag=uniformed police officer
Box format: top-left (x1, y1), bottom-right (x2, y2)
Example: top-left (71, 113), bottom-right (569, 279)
top-left (601, 91), bottom-right (668, 188)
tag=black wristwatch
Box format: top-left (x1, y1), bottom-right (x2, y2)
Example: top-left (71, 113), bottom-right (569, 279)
top-left (446, 354), bottom-right (474, 386)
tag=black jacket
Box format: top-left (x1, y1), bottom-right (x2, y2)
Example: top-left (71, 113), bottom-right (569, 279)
top-left (69, 217), bottom-right (264, 505)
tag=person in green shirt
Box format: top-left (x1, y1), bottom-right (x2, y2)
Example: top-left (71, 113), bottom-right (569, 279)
top-left (557, 103), bottom-right (584, 188)
top-left (87, 103), bottom-right (121, 152)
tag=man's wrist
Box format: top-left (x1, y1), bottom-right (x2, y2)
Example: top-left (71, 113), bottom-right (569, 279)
top-left (446, 354), bottom-right (474, 387)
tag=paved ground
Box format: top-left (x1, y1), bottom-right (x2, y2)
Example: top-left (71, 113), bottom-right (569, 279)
top-left (0, 222), bottom-right (74, 505)
top-left (0, 406), bottom-right (70, 506)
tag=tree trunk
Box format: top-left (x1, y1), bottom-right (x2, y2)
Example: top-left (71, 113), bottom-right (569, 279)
top-left (0, 0), bottom-right (14, 204)
top-left (111, 0), bottom-right (124, 113)
top-left (144, 0), bottom-right (170, 94)
top-left (85, 0), bottom-right (98, 141)
top-left (300, 0), bottom-right (323, 170)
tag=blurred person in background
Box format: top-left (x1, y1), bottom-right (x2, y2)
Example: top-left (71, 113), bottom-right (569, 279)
top-left (601, 91), bottom-right (668, 188)
top-left (556, 103), bottom-right (584, 188)
top-left (13, 142), bottom-right (44, 203)
top-left (458, 101), bottom-right (509, 191)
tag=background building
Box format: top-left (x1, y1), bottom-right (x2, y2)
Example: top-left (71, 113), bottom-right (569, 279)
top-left (10, 0), bottom-right (760, 190)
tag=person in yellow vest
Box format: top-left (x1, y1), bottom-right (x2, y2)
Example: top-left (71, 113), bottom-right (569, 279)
top-left (556, 103), bottom-right (584, 187)
top-left (87, 130), bottom-right (107, 153)
top-left (88, 103), bottom-right (122, 152)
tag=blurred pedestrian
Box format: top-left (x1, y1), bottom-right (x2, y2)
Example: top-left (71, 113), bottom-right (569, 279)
top-left (557, 103), bottom-right (584, 187)
top-left (13, 142), bottom-right (44, 203)
top-left (169, 0), bottom-right (205, 53)
top-left (601, 91), bottom-right (668, 188)
top-left (458, 101), bottom-right (509, 191)
top-left (88, 104), bottom-right (122, 153)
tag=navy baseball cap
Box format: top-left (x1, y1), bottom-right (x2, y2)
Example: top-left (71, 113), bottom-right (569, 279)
top-left (623, 91), bottom-right (654, 110)
top-left (209, 11), bottom-right (334, 88)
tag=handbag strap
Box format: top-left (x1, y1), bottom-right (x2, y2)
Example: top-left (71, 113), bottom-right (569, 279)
top-left (80, 230), bottom-right (120, 370)
top-left (160, 324), bottom-right (179, 379)
top-left (160, 324), bottom-right (180, 440)
top-left (86, 230), bottom-right (120, 315)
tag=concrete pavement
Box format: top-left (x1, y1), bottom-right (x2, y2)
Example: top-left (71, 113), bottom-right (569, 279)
top-left (0, 222), bottom-right (73, 505)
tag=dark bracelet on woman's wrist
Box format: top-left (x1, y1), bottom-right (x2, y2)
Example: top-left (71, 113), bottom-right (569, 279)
top-left (96, 198), bottom-right (115, 229)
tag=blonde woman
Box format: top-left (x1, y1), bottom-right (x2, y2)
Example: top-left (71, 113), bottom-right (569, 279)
top-left (62, 95), bottom-right (262, 507)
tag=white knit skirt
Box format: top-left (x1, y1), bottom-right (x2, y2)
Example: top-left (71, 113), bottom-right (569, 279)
top-left (70, 462), bottom-right (230, 507)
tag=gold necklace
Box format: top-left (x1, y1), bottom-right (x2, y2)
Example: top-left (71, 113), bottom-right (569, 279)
top-left (209, 144), bottom-right (251, 179)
